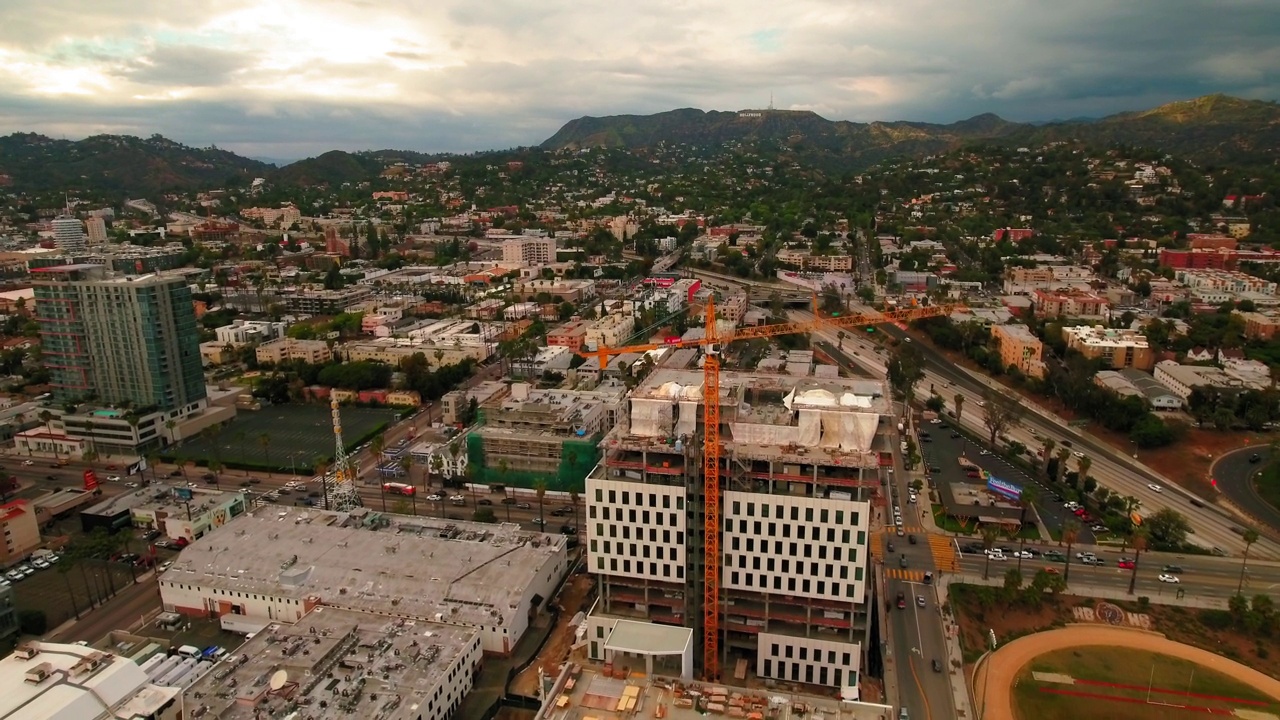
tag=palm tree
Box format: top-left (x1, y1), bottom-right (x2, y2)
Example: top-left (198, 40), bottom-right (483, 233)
top-left (39, 410), bottom-right (58, 459)
top-left (1127, 530), bottom-right (1147, 595)
top-left (234, 431), bottom-right (247, 471)
top-left (55, 557), bottom-right (82, 620)
top-left (533, 478), bottom-right (548, 530)
top-left (1041, 438), bottom-right (1056, 474)
top-left (428, 453), bottom-right (443, 491)
top-left (371, 434), bottom-right (385, 460)
top-left (837, 330), bottom-right (846, 350)
top-left (145, 452), bottom-right (161, 485)
top-left (164, 419), bottom-right (177, 445)
top-left (569, 490), bottom-right (581, 531)
top-left (1077, 456), bottom-right (1092, 484)
top-left (1239, 528), bottom-right (1259, 594)
top-left (981, 525), bottom-right (1000, 580)
top-left (954, 394), bottom-right (965, 425)
top-left (207, 459), bottom-right (222, 486)
top-left (258, 433), bottom-right (271, 467)
top-left (313, 458), bottom-right (330, 511)
top-left (1062, 519), bottom-right (1080, 585)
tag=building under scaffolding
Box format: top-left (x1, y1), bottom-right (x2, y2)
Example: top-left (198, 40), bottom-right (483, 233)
top-left (585, 368), bottom-right (892, 690)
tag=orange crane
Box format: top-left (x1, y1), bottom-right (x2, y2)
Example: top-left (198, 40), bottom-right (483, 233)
top-left (580, 297), bottom-right (954, 680)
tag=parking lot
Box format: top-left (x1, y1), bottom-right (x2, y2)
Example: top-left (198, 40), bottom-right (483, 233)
top-left (917, 418), bottom-right (1098, 544)
top-left (11, 557), bottom-right (140, 629)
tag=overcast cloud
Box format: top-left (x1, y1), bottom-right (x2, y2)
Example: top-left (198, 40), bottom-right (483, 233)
top-left (0, 0), bottom-right (1276, 160)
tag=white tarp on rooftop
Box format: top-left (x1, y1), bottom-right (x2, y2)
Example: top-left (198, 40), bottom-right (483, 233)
top-left (798, 409), bottom-right (822, 447)
top-left (817, 411), bottom-right (880, 451)
top-left (630, 398), bottom-right (673, 437)
top-left (731, 423), bottom-right (799, 446)
top-left (789, 388), bottom-right (876, 410)
top-left (652, 381), bottom-right (703, 400)
top-left (676, 400), bottom-right (698, 437)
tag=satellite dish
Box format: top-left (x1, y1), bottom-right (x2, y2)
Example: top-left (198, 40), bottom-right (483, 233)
top-left (269, 670), bottom-right (289, 690)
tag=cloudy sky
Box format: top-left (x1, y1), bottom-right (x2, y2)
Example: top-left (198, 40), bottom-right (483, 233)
top-left (0, 0), bottom-right (1276, 161)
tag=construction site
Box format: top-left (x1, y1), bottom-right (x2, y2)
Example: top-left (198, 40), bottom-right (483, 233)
top-left (584, 366), bottom-right (892, 692)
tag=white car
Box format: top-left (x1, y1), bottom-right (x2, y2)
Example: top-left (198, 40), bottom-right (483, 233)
top-left (449, 494), bottom-right (465, 502)
top-left (125, 482), bottom-right (139, 488)
top-left (30, 559), bottom-right (49, 570)
top-left (21, 460), bottom-right (32, 466)
top-left (979, 449), bottom-right (991, 456)
top-left (1158, 573), bottom-right (1180, 584)
top-left (929, 418), bottom-right (942, 424)
top-left (987, 552), bottom-right (1007, 561)
top-left (1073, 451), bottom-right (1084, 458)
top-left (158, 561), bottom-right (173, 573)
top-left (426, 493), bottom-right (443, 501)
top-left (1147, 484), bottom-right (1163, 493)
top-left (107, 475), bottom-right (122, 482)
top-left (1015, 550), bottom-right (1033, 559)
top-left (908, 494), bottom-right (918, 504)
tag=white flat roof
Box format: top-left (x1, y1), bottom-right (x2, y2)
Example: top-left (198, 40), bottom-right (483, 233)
top-left (604, 620), bottom-right (691, 655)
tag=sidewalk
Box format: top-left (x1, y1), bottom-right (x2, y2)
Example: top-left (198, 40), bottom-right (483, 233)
top-left (934, 576), bottom-right (976, 720)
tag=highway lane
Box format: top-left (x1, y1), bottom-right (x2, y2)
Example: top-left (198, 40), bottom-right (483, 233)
top-left (848, 324), bottom-right (1277, 560)
top-left (1210, 447), bottom-right (1280, 536)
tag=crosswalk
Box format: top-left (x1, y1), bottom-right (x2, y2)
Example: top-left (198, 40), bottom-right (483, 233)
top-left (884, 569), bottom-right (930, 582)
top-left (928, 534), bottom-right (961, 573)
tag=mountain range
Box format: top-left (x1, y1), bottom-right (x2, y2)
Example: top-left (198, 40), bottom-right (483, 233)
top-left (1, 94), bottom-right (1277, 196)
top-left (540, 94), bottom-right (1280, 170)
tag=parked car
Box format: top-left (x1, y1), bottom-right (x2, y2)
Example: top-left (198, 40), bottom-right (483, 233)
top-left (500, 497), bottom-right (516, 505)
top-left (427, 493), bottom-right (443, 501)
top-left (1117, 559), bottom-right (1136, 569)
top-left (516, 502), bottom-right (532, 510)
top-left (477, 498), bottom-right (493, 506)
top-left (1249, 453), bottom-right (1262, 463)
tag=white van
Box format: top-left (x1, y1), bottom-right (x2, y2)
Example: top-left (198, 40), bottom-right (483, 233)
top-left (177, 645), bottom-right (202, 659)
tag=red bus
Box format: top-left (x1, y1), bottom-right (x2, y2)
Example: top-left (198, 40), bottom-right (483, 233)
top-left (382, 482), bottom-right (415, 496)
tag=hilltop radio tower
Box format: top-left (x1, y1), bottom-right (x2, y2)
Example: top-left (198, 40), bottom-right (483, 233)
top-left (326, 395), bottom-right (363, 512)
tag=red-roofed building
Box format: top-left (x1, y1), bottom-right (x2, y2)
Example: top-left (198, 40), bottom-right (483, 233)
top-left (1158, 248), bottom-right (1238, 270)
top-left (0, 500), bottom-right (40, 562)
top-left (993, 228), bottom-right (1035, 243)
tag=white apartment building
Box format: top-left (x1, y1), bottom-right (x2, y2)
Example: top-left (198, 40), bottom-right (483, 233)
top-left (215, 319), bottom-right (287, 346)
top-left (502, 237), bottom-right (557, 265)
top-left (583, 313), bottom-right (636, 350)
top-left (1175, 269), bottom-right (1277, 296)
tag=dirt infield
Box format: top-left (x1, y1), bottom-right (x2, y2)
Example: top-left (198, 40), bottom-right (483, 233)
top-left (972, 625), bottom-right (1280, 720)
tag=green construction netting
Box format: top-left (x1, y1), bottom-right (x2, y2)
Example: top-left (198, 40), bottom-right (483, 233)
top-left (466, 433), bottom-right (599, 492)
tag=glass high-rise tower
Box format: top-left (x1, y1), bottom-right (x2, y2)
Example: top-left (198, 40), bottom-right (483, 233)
top-left (33, 264), bottom-right (206, 413)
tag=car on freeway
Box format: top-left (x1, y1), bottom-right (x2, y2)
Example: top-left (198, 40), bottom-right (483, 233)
top-left (1044, 551), bottom-right (1065, 561)
top-left (125, 482), bottom-right (139, 488)
top-left (916, 595), bottom-right (926, 608)
top-left (1147, 483), bottom-right (1163, 493)
top-left (1163, 564), bottom-right (1184, 573)
top-left (1091, 524), bottom-right (1107, 532)
top-left (1015, 550), bottom-right (1033, 559)
top-left (21, 460), bottom-right (32, 466)
top-left (1118, 559), bottom-right (1136, 570)
top-left (530, 518), bottom-right (546, 526)
top-left (449, 494), bottom-right (465, 502)
top-left (516, 502), bottom-right (532, 510)
top-left (1158, 574), bottom-right (1180, 584)
top-left (896, 591), bottom-right (906, 609)
top-left (1249, 453), bottom-right (1262, 463)
top-left (987, 551), bottom-right (1006, 561)
top-left (426, 493), bottom-right (443, 501)
top-left (477, 498), bottom-right (493, 505)
top-left (107, 475), bottom-right (122, 482)
top-left (1082, 557), bottom-right (1105, 566)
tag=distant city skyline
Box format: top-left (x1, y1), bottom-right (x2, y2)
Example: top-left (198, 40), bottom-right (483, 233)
top-left (0, 0), bottom-right (1276, 159)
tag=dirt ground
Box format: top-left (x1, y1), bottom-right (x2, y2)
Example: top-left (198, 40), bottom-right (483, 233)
top-left (510, 572), bottom-right (596, 697)
top-left (972, 626), bottom-right (1280, 720)
top-left (951, 585), bottom-right (1280, 680)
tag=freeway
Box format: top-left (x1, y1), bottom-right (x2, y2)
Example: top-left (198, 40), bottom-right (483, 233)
top-left (1210, 447), bottom-right (1280, 536)
top-left (953, 543), bottom-right (1280, 601)
top-left (834, 323), bottom-right (1279, 561)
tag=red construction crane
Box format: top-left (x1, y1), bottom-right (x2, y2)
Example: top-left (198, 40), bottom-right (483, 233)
top-left (580, 297), bottom-right (955, 680)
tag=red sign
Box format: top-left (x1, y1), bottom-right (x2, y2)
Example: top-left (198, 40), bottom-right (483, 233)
top-left (664, 337), bottom-right (682, 345)
top-left (83, 469), bottom-right (98, 491)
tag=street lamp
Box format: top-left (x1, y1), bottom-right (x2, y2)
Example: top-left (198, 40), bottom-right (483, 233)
top-left (980, 629), bottom-right (998, 719)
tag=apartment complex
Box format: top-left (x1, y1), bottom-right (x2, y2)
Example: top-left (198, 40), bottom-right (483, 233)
top-left (1174, 269), bottom-right (1277, 296)
top-left (283, 286), bottom-right (371, 315)
top-left (1031, 289), bottom-right (1110, 319)
top-left (548, 320), bottom-right (591, 350)
top-left (440, 380), bottom-right (509, 425)
top-left (1062, 326), bottom-right (1155, 370)
top-left (990, 324), bottom-right (1046, 378)
top-left (1240, 311), bottom-right (1280, 341)
top-left (502, 236), bottom-right (557, 265)
top-left (85, 215), bottom-right (108, 245)
top-left (776, 250), bottom-right (854, 272)
top-left (215, 319), bottom-right (287, 345)
top-left (584, 314), bottom-right (636, 349)
top-left (32, 265), bottom-right (206, 413)
top-left (51, 215), bottom-right (88, 252)
top-left (584, 369), bottom-right (884, 688)
top-left (255, 337), bottom-right (334, 365)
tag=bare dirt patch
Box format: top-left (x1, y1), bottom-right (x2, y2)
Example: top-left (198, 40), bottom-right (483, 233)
top-left (510, 572), bottom-right (596, 697)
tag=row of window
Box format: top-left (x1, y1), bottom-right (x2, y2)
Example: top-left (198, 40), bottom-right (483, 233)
top-left (594, 488), bottom-right (685, 510)
top-left (592, 540), bottom-right (682, 560)
top-left (731, 501), bottom-right (859, 526)
top-left (728, 526), bottom-right (858, 549)
top-left (727, 572), bottom-right (858, 597)
top-left (728, 532), bottom-right (864, 556)
top-left (595, 556), bottom-right (685, 579)
top-left (772, 644), bottom-right (853, 665)
top-left (761, 660), bottom-right (844, 687)
top-left (594, 523), bottom-right (683, 541)
top-left (726, 555), bottom-right (854, 579)
top-left (593, 507), bottom-right (683, 527)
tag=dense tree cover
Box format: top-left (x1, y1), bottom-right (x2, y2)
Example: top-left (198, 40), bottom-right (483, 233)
top-left (1188, 386), bottom-right (1280, 431)
top-left (254, 356), bottom-right (475, 404)
top-left (286, 312), bottom-right (363, 340)
top-left (316, 361), bottom-right (392, 391)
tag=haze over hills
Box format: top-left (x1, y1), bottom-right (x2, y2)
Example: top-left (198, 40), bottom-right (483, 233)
top-left (1, 94), bottom-right (1276, 196)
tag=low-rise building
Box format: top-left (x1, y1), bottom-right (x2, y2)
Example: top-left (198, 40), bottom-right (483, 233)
top-left (776, 249), bottom-right (854, 271)
top-left (129, 486), bottom-right (249, 543)
top-left (1153, 360), bottom-right (1253, 400)
top-left (1032, 289), bottom-right (1111, 320)
top-left (514, 278), bottom-right (596, 303)
top-left (256, 337), bottom-right (335, 365)
top-left (341, 338), bottom-right (490, 367)
top-left (283, 286), bottom-right (372, 315)
top-left (1095, 370), bottom-right (1183, 409)
top-left (181, 606), bottom-right (481, 720)
top-left (159, 505), bottom-right (571, 655)
top-left (1062, 326), bottom-right (1155, 370)
top-left (0, 501), bottom-right (40, 565)
top-left (0, 641), bottom-right (181, 719)
top-left (547, 320), bottom-right (591, 350)
top-left (584, 313), bottom-right (636, 350)
top-left (990, 324), bottom-right (1046, 378)
top-left (214, 319), bottom-right (287, 346)
top-left (1175, 269), bottom-right (1278, 296)
top-left (440, 381), bottom-right (509, 426)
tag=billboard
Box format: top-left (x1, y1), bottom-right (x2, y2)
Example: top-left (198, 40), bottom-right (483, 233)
top-left (986, 476), bottom-right (1023, 501)
top-left (83, 469), bottom-right (98, 492)
top-left (174, 487), bottom-right (194, 501)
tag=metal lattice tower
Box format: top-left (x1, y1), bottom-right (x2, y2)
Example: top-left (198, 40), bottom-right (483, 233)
top-left (326, 395), bottom-right (363, 512)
